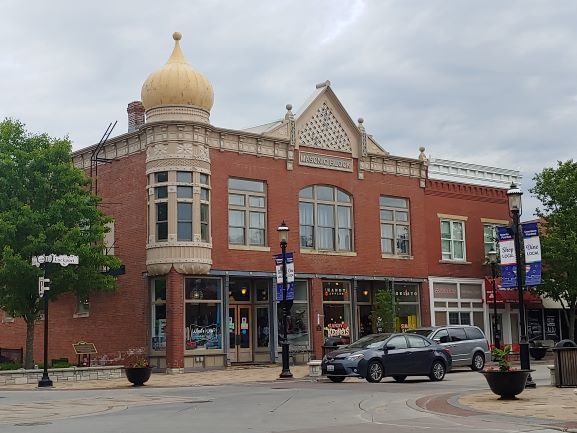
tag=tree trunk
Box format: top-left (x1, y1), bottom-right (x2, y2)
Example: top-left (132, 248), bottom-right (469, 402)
top-left (569, 303), bottom-right (576, 342)
top-left (24, 318), bottom-right (35, 369)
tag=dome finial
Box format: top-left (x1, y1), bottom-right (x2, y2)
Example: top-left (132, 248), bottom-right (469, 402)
top-left (173, 32), bottom-right (182, 41)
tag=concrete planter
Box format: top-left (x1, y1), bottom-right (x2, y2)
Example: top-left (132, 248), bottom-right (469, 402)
top-left (481, 370), bottom-right (532, 400)
top-left (307, 360), bottom-right (322, 377)
top-left (0, 366), bottom-right (123, 385)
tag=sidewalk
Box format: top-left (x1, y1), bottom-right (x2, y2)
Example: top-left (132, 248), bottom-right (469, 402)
top-left (0, 364), bottom-right (311, 391)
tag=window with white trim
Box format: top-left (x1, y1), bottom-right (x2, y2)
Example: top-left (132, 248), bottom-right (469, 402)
top-left (440, 219), bottom-right (465, 260)
top-left (379, 196), bottom-right (410, 256)
top-left (228, 178), bottom-right (266, 246)
top-left (483, 224), bottom-right (501, 256)
top-left (154, 171), bottom-right (169, 242)
top-left (299, 185), bottom-right (353, 251)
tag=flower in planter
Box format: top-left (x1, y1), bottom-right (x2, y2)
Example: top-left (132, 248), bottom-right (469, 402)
top-left (488, 345), bottom-right (516, 372)
top-left (123, 348), bottom-right (150, 369)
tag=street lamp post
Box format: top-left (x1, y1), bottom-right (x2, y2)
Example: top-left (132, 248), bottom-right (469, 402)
top-left (507, 183), bottom-right (535, 388)
top-left (487, 250), bottom-right (500, 350)
top-left (38, 267), bottom-right (53, 388)
top-left (277, 221), bottom-right (293, 379)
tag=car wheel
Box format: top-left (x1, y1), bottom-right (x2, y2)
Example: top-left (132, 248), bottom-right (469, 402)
top-left (393, 375), bottom-right (407, 382)
top-left (366, 360), bottom-right (384, 383)
top-left (470, 352), bottom-right (485, 371)
top-left (429, 360), bottom-right (446, 381)
top-left (328, 376), bottom-right (345, 383)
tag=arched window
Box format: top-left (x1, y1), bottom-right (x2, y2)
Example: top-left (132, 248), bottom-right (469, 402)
top-left (299, 185), bottom-right (353, 251)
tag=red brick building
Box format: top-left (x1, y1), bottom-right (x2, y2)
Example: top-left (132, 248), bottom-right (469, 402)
top-left (1, 33), bottom-right (527, 371)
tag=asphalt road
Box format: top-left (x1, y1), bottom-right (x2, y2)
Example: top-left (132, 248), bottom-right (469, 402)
top-left (0, 365), bottom-right (560, 433)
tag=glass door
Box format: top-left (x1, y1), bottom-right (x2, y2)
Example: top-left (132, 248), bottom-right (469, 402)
top-left (228, 305), bottom-right (253, 363)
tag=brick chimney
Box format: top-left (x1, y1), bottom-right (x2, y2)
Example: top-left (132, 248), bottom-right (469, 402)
top-left (127, 101), bottom-right (145, 132)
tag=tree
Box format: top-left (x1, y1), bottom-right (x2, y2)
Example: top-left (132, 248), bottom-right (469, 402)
top-left (371, 286), bottom-right (396, 333)
top-left (0, 119), bottom-right (121, 368)
top-left (531, 160), bottom-right (577, 341)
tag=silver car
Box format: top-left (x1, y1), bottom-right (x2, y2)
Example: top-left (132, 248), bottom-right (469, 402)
top-left (412, 325), bottom-right (490, 371)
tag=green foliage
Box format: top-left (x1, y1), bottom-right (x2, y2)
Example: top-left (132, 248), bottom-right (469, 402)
top-left (531, 160), bottom-right (577, 340)
top-left (0, 119), bottom-right (122, 365)
top-left (491, 345), bottom-right (512, 372)
top-left (0, 361), bottom-right (22, 371)
top-left (371, 287), bottom-right (396, 333)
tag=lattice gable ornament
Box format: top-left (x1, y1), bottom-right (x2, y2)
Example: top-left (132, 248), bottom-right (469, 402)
top-left (299, 102), bottom-right (352, 152)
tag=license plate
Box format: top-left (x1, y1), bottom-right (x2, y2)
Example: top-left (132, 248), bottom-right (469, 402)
top-left (326, 364), bottom-right (334, 371)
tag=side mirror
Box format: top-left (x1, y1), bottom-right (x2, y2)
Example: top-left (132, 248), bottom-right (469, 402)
top-left (433, 338), bottom-right (441, 343)
top-left (385, 344), bottom-right (396, 351)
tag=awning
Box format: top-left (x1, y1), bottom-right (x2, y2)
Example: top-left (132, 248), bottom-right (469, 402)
top-left (484, 277), bottom-right (542, 305)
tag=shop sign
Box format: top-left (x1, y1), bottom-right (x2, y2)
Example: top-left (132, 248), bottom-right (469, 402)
top-left (395, 288), bottom-right (418, 302)
top-left (324, 286), bottom-right (348, 300)
top-left (497, 227), bottom-right (517, 288)
top-left (522, 222), bottom-right (541, 286)
top-left (274, 252), bottom-right (294, 301)
top-left (325, 322), bottom-right (350, 338)
top-left (433, 284), bottom-right (457, 298)
top-left (299, 151), bottom-right (353, 172)
top-left (545, 311), bottom-right (560, 341)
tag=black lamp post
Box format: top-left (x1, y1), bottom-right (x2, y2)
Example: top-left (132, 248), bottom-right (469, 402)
top-left (486, 250), bottom-right (500, 350)
top-left (277, 221), bottom-right (293, 379)
top-left (507, 183), bottom-right (535, 387)
top-left (38, 265), bottom-right (53, 388)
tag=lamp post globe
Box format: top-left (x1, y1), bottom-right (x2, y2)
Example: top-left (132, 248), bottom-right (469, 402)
top-left (277, 221), bottom-right (293, 379)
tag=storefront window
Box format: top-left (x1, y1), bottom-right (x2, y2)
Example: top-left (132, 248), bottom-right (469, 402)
top-left (277, 281), bottom-right (310, 347)
top-left (184, 278), bottom-right (223, 351)
top-left (228, 279), bottom-right (251, 302)
top-left (323, 281), bottom-right (351, 344)
top-left (394, 283), bottom-right (420, 331)
top-left (151, 278), bottom-right (166, 351)
top-left (357, 281), bottom-right (373, 338)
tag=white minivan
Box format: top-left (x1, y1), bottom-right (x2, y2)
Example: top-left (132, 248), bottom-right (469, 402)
top-left (412, 325), bottom-right (491, 371)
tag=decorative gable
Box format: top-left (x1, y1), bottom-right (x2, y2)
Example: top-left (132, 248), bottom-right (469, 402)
top-left (298, 102), bottom-right (352, 152)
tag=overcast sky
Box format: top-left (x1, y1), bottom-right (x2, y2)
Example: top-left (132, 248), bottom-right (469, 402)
top-left (2, 1), bottom-right (576, 218)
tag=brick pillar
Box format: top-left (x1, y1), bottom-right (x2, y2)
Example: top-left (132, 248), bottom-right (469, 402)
top-left (127, 101), bottom-right (145, 132)
top-left (165, 267), bottom-right (184, 373)
top-left (420, 280), bottom-right (431, 327)
top-left (310, 278), bottom-right (324, 360)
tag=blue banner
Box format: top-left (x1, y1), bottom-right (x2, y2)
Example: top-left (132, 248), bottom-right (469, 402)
top-left (274, 252), bottom-right (294, 301)
top-left (497, 226), bottom-right (517, 288)
top-left (522, 222), bottom-right (542, 286)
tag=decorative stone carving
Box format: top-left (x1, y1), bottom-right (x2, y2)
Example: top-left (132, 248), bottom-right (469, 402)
top-left (299, 102), bottom-right (351, 152)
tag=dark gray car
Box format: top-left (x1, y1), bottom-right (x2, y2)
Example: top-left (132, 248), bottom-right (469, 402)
top-left (321, 333), bottom-right (452, 383)
top-left (411, 325), bottom-right (490, 371)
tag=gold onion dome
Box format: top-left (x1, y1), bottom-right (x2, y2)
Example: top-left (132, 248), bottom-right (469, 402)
top-left (141, 32), bottom-right (214, 112)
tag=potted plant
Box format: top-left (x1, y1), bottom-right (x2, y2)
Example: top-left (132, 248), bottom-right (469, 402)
top-left (529, 339), bottom-right (548, 360)
top-left (123, 348), bottom-right (152, 386)
top-left (480, 345), bottom-right (531, 400)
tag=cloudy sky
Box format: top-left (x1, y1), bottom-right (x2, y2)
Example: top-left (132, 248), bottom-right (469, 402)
top-left (2, 1), bottom-right (576, 217)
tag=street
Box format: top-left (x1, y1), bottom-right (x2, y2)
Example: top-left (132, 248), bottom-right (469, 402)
top-left (0, 365), bottom-right (564, 433)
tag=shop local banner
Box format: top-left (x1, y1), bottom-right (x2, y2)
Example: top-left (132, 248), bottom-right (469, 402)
top-left (522, 222), bottom-right (542, 286)
top-left (497, 226), bottom-right (517, 288)
top-left (274, 252), bottom-right (294, 301)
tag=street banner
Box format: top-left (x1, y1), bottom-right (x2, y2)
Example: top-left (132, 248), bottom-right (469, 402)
top-left (497, 226), bottom-right (517, 288)
top-left (522, 222), bottom-right (542, 286)
top-left (274, 252), bottom-right (294, 301)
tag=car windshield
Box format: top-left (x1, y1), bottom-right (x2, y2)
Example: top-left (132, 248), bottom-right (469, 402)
top-left (347, 333), bottom-right (390, 349)
top-left (410, 329), bottom-right (433, 337)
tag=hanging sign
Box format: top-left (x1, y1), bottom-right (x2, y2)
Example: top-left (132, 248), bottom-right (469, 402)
top-left (274, 252), bottom-right (294, 301)
top-left (497, 226), bottom-right (517, 288)
top-left (522, 222), bottom-right (541, 286)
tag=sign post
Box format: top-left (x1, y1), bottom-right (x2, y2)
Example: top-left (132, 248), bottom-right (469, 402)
top-left (32, 254), bottom-right (79, 388)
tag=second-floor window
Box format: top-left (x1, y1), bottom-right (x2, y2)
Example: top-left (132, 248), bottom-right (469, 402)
top-left (379, 196), bottom-right (410, 256)
top-left (483, 224), bottom-right (501, 256)
top-left (228, 178), bottom-right (266, 246)
top-left (440, 219), bottom-right (465, 261)
top-left (299, 185), bottom-right (353, 251)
